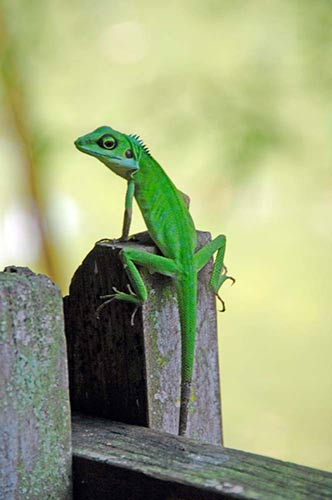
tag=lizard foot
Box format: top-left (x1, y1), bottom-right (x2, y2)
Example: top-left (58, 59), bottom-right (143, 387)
top-left (95, 238), bottom-right (117, 245)
top-left (96, 285), bottom-right (142, 321)
top-left (221, 265), bottom-right (236, 286)
top-left (216, 268), bottom-right (235, 312)
top-left (96, 295), bottom-right (116, 319)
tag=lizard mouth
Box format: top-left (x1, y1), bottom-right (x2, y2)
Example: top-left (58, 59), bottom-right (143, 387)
top-left (74, 140), bottom-right (88, 154)
top-left (74, 139), bottom-right (95, 155)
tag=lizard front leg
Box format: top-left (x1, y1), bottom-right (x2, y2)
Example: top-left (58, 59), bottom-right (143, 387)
top-left (97, 178), bottom-right (135, 246)
top-left (97, 248), bottom-right (177, 323)
top-left (120, 178), bottom-right (135, 241)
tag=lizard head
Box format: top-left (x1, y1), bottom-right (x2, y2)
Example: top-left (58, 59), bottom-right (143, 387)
top-left (74, 126), bottom-right (141, 179)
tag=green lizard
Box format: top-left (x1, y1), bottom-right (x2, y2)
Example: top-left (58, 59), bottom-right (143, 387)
top-left (74, 125), bottom-right (234, 436)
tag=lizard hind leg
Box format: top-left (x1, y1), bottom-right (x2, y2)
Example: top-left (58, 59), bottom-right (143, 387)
top-left (194, 234), bottom-right (235, 310)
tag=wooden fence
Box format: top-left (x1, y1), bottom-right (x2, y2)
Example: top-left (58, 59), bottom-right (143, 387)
top-left (1, 233), bottom-right (332, 499)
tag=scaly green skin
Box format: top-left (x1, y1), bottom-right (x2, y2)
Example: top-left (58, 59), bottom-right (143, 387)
top-left (75, 125), bottom-right (233, 435)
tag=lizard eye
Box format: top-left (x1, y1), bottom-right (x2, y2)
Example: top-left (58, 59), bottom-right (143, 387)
top-left (98, 134), bottom-right (118, 150)
top-left (125, 149), bottom-right (133, 158)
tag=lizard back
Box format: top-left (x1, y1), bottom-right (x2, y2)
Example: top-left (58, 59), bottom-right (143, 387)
top-left (133, 154), bottom-right (197, 266)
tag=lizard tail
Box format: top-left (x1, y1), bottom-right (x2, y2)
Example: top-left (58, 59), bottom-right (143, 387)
top-left (176, 274), bottom-right (197, 436)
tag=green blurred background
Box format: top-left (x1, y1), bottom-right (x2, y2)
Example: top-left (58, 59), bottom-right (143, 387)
top-left (1, 0), bottom-right (332, 471)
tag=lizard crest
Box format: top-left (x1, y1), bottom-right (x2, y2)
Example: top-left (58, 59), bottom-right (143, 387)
top-left (128, 134), bottom-right (151, 157)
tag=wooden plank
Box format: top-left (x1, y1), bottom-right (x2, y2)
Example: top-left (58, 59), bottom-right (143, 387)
top-left (72, 414), bottom-right (332, 500)
top-left (64, 231), bottom-right (222, 444)
top-left (0, 267), bottom-right (72, 500)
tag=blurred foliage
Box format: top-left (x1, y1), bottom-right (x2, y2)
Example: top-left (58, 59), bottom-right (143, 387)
top-left (1, 0), bottom-right (332, 471)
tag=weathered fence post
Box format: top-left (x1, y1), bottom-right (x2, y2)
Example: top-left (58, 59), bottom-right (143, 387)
top-left (0, 267), bottom-right (71, 500)
top-left (64, 231), bottom-right (222, 444)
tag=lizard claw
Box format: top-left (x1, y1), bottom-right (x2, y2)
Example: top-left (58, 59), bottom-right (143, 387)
top-left (130, 306), bottom-right (139, 326)
top-left (228, 275), bottom-right (236, 286)
top-left (216, 293), bottom-right (226, 312)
